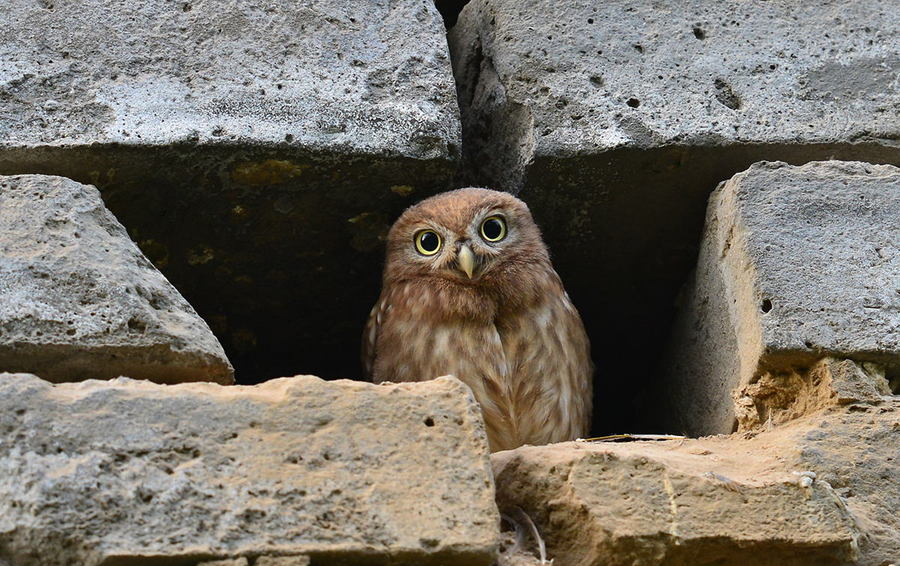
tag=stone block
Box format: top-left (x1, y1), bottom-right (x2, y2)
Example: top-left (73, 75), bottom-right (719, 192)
top-left (0, 174), bottom-right (233, 384)
top-left (449, 0), bottom-right (900, 432)
top-left (0, 374), bottom-right (499, 566)
top-left (0, 0), bottom-right (461, 384)
top-left (661, 161), bottom-right (899, 435)
top-left (493, 397), bottom-right (900, 566)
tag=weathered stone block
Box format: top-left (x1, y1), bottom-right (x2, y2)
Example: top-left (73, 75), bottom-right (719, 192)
top-left (0, 0), bottom-right (461, 385)
top-left (0, 374), bottom-right (499, 566)
top-left (0, 0), bottom-right (458, 159)
top-left (451, 0), bottom-right (899, 188)
top-left (661, 161), bottom-right (899, 435)
top-left (449, 0), bottom-right (900, 432)
top-left (494, 393), bottom-right (900, 566)
top-left (0, 174), bottom-right (233, 384)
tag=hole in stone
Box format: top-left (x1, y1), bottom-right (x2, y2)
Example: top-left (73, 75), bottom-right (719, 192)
top-left (127, 317), bottom-right (147, 332)
top-left (424, 417), bottom-right (435, 427)
top-left (626, 98), bottom-right (640, 108)
top-left (692, 25), bottom-right (706, 39)
top-left (761, 299), bottom-right (773, 313)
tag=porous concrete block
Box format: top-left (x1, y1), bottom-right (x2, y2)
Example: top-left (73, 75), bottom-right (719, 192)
top-left (449, 0), bottom-right (900, 432)
top-left (0, 174), bottom-right (233, 384)
top-left (0, 0), bottom-right (461, 385)
top-left (661, 161), bottom-right (899, 435)
top-left (0, 374), bottom-right (499, 566)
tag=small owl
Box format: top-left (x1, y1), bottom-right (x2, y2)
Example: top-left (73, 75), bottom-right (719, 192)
top-left (362, 188), bottom-right (592, 451)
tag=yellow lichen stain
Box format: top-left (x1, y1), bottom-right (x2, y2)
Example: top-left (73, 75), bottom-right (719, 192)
top-left (230, 159), bottom-right (309, 186)
top-left (390, 184), bottom-right (415, 197)
top-left (186, 245), bottom-right (215, 266)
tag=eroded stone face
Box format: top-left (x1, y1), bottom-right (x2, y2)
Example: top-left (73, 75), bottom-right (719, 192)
top-left (661, 161), bottom-right (899, 435)
top-left (0, 174), bottom-right (233, 384)
top-left (493, 407), bottom-right (898, 566)
top-left (0, 0), bottom-right (459, 159)
top-left (0, 374), bottom-right (500, 566)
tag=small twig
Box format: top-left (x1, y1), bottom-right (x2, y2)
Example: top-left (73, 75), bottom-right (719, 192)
top-left (576, 433), bottom-right (686, 443)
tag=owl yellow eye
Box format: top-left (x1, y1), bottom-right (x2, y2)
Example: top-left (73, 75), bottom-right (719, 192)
top-left (414, 230), bottom-right (442, 256)
top-left (480, 216), bottom-right (507, 242)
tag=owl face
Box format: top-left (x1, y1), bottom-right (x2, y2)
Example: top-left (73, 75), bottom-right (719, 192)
top-left (383, 188), bottom-right (549, 287)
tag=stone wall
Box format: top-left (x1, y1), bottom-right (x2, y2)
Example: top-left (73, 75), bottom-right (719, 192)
top-left (0, 1), bottom-right (898, 565)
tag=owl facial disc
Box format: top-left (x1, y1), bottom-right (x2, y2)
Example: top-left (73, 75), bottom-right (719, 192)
top-left (457, 244), bottom-right (475, 279)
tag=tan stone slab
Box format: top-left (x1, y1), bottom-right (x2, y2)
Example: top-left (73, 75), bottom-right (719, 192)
top-left (493, 419), bottom-right (873, 566)
top-left (0, 374), bottom-right (499, 566)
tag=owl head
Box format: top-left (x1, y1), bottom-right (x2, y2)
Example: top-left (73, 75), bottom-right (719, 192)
top-left (382, 188), bottom-right (551, 292)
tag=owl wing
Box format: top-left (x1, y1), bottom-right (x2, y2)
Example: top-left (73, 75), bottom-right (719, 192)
top-left (361, 295), bottom-right (388, 381)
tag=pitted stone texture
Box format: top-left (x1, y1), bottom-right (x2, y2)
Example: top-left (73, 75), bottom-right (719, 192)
top-left (661, 161), bottom-right (899, 435)
top-left (493, 400), bottom-right (900, 566)
top-left (0, 374), bottom-right (499, 566)
top-left (0, 0), bottom-right (459, 159)
top-left (0, 174), bottom-right (233, 384)
top-left (450, 0), bottom-right (899, 189)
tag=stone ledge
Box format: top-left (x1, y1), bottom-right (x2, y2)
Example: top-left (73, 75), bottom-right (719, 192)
top-left (0, 374), bottom-right (500, 566)
top-left (494, 398), bottom-right (900, 566)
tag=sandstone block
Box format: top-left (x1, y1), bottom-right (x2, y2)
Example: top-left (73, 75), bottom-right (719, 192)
top-left (661, 161), bottom-right (899, 435)
top-left (0, 174), bottom-right (233, 384)
top-left (0, 0), bottom-right (460, 386)
top-left (0, 374), bottom-right (499, 566)
top-left (493, 395), bottom-right (900, 566)
top-left (449, 0), bottom-right (900, 432)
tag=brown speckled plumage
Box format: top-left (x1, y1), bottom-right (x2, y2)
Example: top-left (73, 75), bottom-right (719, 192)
top-left (363, 188), bottom-right (592, 451)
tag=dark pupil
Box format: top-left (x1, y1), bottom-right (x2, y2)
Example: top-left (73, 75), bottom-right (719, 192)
top-left (483, 218), bottom-right (502, 240)
top-left (420, 231), bottom-right (439, 252)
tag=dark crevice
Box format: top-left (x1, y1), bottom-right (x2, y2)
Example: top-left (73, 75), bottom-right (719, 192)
top-left (434, 0), bottom-right (471, 29)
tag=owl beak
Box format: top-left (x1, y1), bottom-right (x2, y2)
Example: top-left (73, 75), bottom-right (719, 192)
top-left (457, 244), bottom-right (476, 279)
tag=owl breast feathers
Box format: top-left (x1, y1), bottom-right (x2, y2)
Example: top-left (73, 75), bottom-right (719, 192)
top-left (363, 188), bottom-right (592, 452)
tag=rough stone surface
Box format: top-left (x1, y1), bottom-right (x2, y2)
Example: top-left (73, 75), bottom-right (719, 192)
top-left (493, 394), bottom-right (899, 565)
top-left (451, 0), bottom-right (899, 189)
top-left (0, 174), bottom-right (233, 384)
top-left (0, 0), bottom-right (459, 159)
top-left (449, 0), bottom-right (900, 433)
top-left (661, 161), bottom-right (899, 435)
top-left (0, 374), bottom-right (499, 566)
top-left (0, 0), bottom-right (460, 386)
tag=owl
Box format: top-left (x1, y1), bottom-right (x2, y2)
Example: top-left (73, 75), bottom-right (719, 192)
top-left (362, 188), bottom-right (592, 452)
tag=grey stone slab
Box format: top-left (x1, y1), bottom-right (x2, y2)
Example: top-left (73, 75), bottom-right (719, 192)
top-left (0, 374), bottom-right (499, 566)
top-left (451, 0), bottom-right (899, 188)
top-left (661, 161), bottom-right (899, 435)
top-left (0, 0), bottom-right (459, 160)
top-left (448, 0), bottom-right (900, 433)
top-left (0, 174), bottom-right (233, 384)
top-left (0, 0), bottom-right (461, 387)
